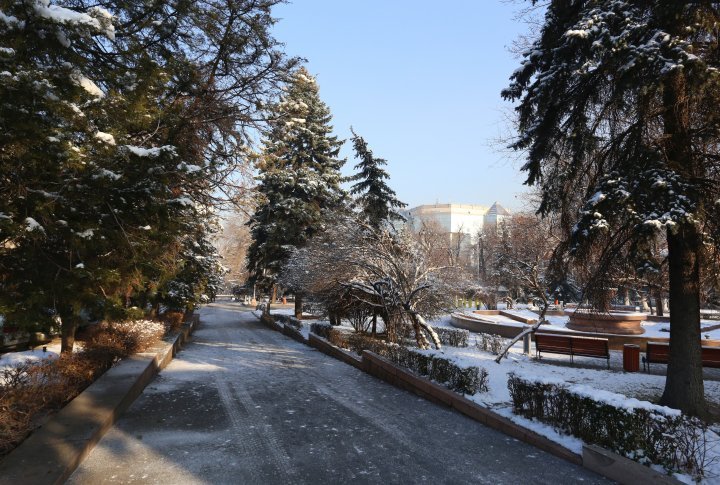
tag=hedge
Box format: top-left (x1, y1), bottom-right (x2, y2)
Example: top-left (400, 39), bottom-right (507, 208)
top-left (327, 329), bottom-right (487, 395)
top-left (430, 326), bottom-right (469, 347)
top-left (507, 373), bottom-right (712, 480)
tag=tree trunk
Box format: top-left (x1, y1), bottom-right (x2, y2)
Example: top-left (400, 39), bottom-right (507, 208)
top-left (655, 289), bottom-right (664, 317)
top-left (371, 311), bottom-right (377, 336)
top-left (294, 293), bottom-right (303, 319)
top-left (657, 68), bottom-right (707, 417)
top-left (660, 224), bottom-right (707, 417)
top-left (59, 310), bottom-right (78, 354)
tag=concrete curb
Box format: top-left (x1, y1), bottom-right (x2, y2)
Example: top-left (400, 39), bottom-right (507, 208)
top-left (582, 445), bottom-right (681, 484)
top-left (308, 334), bottom-right (362, 369)
top-left (0, 314), bottom-right (200, 485)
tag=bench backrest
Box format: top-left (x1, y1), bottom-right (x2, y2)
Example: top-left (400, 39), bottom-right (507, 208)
top-left (647, 342), bottom-right (670, 362)
top-left (535, 333), bottom-right (572, 352)
top-left (571, 337), bottom-right (609, 357)
top-left (701, 347), bottom-right (720, 368)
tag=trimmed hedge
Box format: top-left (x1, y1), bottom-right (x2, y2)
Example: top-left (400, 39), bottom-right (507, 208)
top-left (273, 314), bottom-right (303, 330)
top-left (430, 326), bottom-right (469, 347)
top-left (327, 329), bottom-right (487, 395)
top-left (508, 373), bottom-right (712, 480)
top-left (309, 321), bottom-right (332, 339)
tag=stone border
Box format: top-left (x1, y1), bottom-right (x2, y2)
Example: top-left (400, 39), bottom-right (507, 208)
top-left (307, 333), bottom-right (362, 369)
top-left (0, 314), bottom-right (200, 485)
top-left (582, 444), bottom-right (681, 484)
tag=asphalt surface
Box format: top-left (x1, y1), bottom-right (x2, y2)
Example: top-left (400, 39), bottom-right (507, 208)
top-left (68, 302), bottom-right (610, 484)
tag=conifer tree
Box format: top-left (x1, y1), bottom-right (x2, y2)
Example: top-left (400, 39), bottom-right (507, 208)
top-left (504, 1), bottom-right (720, 416)
top-left (247, 68), bottom-right (345, 315)
top-left (0, 0), bottom-right (293, 352)
top-left (348, 128), bottom-right (406, 229)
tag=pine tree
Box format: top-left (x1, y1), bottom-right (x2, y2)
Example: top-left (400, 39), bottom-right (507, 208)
top-left (347, 128), bottom-right (406, 229)
top-left (247, 67), bottom-right (345, 315)
top-left (503, 1), bottom-right (720, 417)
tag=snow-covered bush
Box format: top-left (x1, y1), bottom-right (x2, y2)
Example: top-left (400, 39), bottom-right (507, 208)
top-left (384, 345), bottom-right (488, 395)
top-left (474, 332), bottom-right (508, 355)
top-left (310, 322), bottom-right (332, 339)
top-left (430, 326), bottom-right (469, 348)
top-left (326, 329), bottom-right (487, 395)
top-left (84, 320), bottom-right (165, 363)
top-left (273, 314), bottom-right (303, 330)
top-left (507, 374), bottom-right (715, 480)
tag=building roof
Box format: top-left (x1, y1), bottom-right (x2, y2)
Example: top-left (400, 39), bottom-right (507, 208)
top-left (486, 202), bottom-right (511, 217)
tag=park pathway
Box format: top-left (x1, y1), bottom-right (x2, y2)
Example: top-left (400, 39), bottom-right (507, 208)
top-left (68, 302), bottom-right (610, 484)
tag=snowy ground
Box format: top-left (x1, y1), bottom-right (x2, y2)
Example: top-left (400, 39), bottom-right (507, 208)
top-left (0, 341), bottom-right (62, 371)
top-left (457, 308), bottom-right (720, 339)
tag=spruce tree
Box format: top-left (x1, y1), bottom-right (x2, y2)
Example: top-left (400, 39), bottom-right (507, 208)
top-left (503, 1), bottom-right (720, 416)
top-left (348, 128), bottom-right (406, 229)
top-left (247, 67), bottom-right (345, 315)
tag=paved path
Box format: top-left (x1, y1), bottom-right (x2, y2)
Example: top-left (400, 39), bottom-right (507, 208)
top-left (68, 302), bottom-right (609, 484)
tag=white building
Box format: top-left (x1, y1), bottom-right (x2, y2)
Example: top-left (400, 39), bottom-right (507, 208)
top-left (404, 202), bottom-right (511, 240)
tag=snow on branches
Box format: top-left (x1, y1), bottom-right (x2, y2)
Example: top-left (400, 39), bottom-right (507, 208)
top-left (280, 216), bottom-right (464, 350)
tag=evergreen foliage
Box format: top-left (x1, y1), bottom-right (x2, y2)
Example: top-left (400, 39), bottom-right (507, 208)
top-left (0, 0), bottom-right (293, 352)
top-left (246, 67), bottom-right (345, 289)
top-left (503, 1), bottom-right (720, 416)
top-left (347, 128), bottom-right (406, 229)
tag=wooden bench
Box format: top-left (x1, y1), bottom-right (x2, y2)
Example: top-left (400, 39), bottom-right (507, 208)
top-left (644, 342), bottom-right (720, 371)
top-left (535, 333), bottom-right (610, 368)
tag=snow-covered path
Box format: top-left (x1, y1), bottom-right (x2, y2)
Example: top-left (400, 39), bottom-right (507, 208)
top-left (68, 302), bottom-right (609, 484)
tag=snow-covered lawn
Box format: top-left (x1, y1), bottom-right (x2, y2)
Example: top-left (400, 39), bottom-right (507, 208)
top-left (457, 308), bottom-right (720, 339)
top-left (0, 342), bottom-right (62, 371)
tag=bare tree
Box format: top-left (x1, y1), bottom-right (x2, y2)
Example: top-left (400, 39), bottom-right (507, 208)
top-left (281, 216), bottom-right (465, 349)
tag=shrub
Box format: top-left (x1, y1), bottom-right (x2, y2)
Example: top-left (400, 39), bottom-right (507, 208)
top-left (431, 326), bottom-right (469, 347)
top-left (162, 311), bottom-right (186, 331)
top-left (383, 346), bottom-right (488, 395)
top-left (325, 329), bottom-right (487, 395)
top-left (474, 332), bottom-right (507, 355)
top-left (507, 373), bottom-right (714, 480)
top-left (274, 314), bottom-right (303, 330)
top-left (310, 321), bottom-right (332, 339)
top-left (84, 320), bottom-right (165, 364)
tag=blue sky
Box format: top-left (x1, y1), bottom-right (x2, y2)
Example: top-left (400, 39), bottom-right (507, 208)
top-left (271, 0), bottom-right (536, 211)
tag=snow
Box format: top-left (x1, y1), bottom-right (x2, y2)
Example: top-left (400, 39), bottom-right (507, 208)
top-left (33, 1), bottom-right (115, 40)
top-left (94, 168), bottom-right (121, 180)
top-left (0, 345), bottom-right (59, 371)
top-left (24, 217), bottom-right (45, 233)
top-left (455, 309), bottom-right (720, 340)
top-left (565, 29), bottom-right (590, 39)
top-left (0, 10), bottom-right (24, 28)
top-left (75, 229), bottom-right (94, 239)
top-left (94, 131), bottom-right (115, 145)
top-left (75, 263), bottom-right (85, 269)
top-left (125, 145), bottom-right (176, 158)
top-left (71, 71), bottom-right (104, 98)
top-left (587, 191), bottom-right (606, 206)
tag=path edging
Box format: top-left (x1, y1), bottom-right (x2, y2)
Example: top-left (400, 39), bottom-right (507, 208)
top-left (0, 314), bottom-right (200, 485)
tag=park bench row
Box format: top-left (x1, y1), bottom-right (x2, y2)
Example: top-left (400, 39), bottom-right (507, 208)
top-left (534, 333), bottom-right (720, 371)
